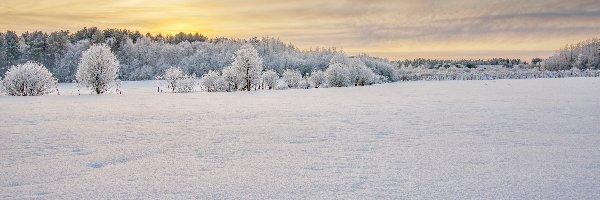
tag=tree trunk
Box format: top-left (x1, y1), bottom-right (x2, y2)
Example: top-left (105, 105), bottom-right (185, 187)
top-left (246, 67), bottom-right (251, 91)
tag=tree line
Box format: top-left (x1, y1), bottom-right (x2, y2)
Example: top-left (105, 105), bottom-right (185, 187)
top-left (0, 27), bottom-right (352, 83)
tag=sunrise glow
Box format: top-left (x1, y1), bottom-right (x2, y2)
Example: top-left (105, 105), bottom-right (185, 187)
top-left (2, 0), bottom-right (600, 60)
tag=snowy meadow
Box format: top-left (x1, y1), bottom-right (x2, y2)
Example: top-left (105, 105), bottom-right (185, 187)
top-left (1, 78), bottom-right (599, 199)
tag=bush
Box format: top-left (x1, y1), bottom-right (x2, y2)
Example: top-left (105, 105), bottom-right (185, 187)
top-left (1, 62), bottom-right (58, 96)
top-left (309, 70), bottom-right (327, 88)
top-left (298, 78), bottom-right (309, 89)
top-left (326, 62), bottom-right (351, 87)
top-left (200, 70), bottom-right (227, 92)
top-left (275, 79), bottom-right (289, 90)
top-left (348, 58), bottom-right (376, 86)
top-left (175, 75), bottom-right (197, 93)
top-left (282, 69), bottom-right (302, 88)
top-left (162, 66), bottom-right (197, 93)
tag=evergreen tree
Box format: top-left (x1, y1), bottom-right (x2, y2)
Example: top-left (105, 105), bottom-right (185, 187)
top-left (5, 31), bottom-right (21, 66)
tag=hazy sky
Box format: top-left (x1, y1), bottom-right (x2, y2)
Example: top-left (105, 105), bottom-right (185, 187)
top-left (1, 0), bottom-right (600, 60)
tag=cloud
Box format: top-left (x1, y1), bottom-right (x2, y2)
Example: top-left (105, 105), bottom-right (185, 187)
top-left (1, 0), bottom-right (600, 60)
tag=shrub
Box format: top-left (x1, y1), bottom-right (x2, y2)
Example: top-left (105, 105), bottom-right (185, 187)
top-left (1, 61), bottom-right (57, 96)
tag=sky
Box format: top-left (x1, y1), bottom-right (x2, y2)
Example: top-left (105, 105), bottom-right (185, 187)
top-left (1, 0), bottom-right (600, 61)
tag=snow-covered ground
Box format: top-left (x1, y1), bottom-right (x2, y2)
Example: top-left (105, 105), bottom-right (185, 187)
top-left (1, 78), bottom-right (599, 199)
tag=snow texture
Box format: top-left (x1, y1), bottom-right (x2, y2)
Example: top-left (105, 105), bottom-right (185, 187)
top-left (1, 78), bottom-right (599, 199)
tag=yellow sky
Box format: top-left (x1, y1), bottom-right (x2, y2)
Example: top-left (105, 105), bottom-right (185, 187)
top-left (1, 0), bottom-right (600, 60)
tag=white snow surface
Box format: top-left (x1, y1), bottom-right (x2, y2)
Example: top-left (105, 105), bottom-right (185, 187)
top-left (1, 78), bottom-right (600, 199)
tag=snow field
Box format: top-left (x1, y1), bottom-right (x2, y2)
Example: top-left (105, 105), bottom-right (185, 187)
top-left (1, 78), bottom-right (599, 199)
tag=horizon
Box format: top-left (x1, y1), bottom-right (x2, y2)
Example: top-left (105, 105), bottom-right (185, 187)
top-left (2, 0), bottom-right (600, 61)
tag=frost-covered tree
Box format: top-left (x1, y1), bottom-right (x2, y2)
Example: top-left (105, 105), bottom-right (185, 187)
top-left (298, 78), bottom-right (309, 89)
top-left (162, 66), bottom-right (197, 93)
top-left (174, 74), bottom-right (197, 93)
top-left (282, 69), bottom-right (302, 88)
top-left (1, 61), bottom-right (57, 96)
top-left (229, 44), bottom-right (263, 91)
top-left (261, 69), bottom-right (278, 90)
top-left (358, 54), bottom-right (398, 82)
top-left (574, 54), bottom-right (588, 70)
top-left (570, 67), bottom-right (582, 76)
top-left (76, 44), bottom-right (119, 94)
top-left (531, 58), bottom-right (543, 68)
top-left (326, 60), bottom-right (351, 87)
top-left (275, 79), bottom-right (289, 90)
top-left (309, 70), bottom-right (327, 88)
top-left (200, 70), bottom-right (227, 92)
top-left (222, 65), bottom-right (243, 92)
top-left (163, 66), bottom-right (184, 92)
top-left (347, 58), bottom-right (376, 86)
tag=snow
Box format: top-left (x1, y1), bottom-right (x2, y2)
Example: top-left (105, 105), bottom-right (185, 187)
top-left (1, 78), bottom-right (600, 199)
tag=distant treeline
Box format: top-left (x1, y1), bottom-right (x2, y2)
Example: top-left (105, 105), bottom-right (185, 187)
top-left (397, 38), bottom-right (600, 71)
top-left (397, 58), bottom-right (526, 69)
